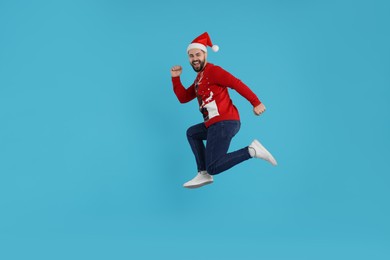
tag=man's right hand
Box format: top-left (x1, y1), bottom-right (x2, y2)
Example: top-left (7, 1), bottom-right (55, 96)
top-left (171, 65), bottom-right (182, 77)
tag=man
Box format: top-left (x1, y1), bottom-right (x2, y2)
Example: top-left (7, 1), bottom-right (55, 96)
top-left (171, 32), bottom-right (277, 189)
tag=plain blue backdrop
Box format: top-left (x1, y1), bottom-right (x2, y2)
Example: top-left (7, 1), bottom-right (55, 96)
top-left (1, 0), bottom-right (389, 259)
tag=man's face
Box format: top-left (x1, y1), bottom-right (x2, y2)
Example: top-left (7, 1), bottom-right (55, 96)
top-left (188, 49), bottom-right (207, 72)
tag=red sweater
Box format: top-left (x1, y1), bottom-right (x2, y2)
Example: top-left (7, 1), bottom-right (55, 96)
top-left (172, 63), bottom-right (261, 128)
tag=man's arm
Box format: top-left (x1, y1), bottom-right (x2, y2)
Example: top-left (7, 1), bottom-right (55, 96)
top-left (171, 65), bottom-right (196, 103)
top-left (212, 66), bottom-right (266, 116)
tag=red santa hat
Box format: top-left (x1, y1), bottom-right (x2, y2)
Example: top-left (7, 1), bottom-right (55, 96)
top-left (187, 32), bottom-right (219, 53)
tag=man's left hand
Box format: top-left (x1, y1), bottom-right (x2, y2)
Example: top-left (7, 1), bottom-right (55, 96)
top-left (253, 103), bottom-right (266, 116)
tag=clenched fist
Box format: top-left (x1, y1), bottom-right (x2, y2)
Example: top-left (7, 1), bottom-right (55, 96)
top-left (254, 103), bottom-right (266, 116)
top-left (171, 65), bottom-right (182, 77)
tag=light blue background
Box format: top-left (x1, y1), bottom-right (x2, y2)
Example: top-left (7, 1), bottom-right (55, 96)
top-left (1, 0), bottom-right (389, 259)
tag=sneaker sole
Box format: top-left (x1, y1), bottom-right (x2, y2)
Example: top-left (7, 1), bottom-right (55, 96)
top-left (183, 180), bottom-right (214, 189)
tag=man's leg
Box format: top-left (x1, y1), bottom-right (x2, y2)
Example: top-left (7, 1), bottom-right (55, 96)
top-left (205, 120), bottom-right (251, 175)
top-left (186, 122), bottom-right (208, 171)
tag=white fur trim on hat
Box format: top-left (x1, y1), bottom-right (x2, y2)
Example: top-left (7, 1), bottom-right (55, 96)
top-left (187, 43), bottom-right (207, 53)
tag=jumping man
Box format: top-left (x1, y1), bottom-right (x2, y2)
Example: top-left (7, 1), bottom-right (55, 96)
top-left (171, 32), bottom-right (277, 189)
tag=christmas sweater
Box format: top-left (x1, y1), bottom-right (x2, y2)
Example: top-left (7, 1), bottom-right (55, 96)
top-left (172, 63), bottom-right (261, 128)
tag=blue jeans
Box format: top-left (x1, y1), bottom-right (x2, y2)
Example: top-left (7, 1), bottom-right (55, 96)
top-left (186, 120), bottom-right (251, 175)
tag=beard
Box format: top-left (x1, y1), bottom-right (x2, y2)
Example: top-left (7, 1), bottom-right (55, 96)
top-left (191, 59), bottom-right (206, 72)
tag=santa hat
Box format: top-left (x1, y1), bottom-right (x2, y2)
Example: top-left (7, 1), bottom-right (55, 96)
top-left (187, 32), bottom-right (219, 53)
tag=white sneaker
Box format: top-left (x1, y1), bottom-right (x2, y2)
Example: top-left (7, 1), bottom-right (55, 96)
top-left (249, 139), bottom-right (278, 166)
top-left (183, 171), bottom-right (213, 189)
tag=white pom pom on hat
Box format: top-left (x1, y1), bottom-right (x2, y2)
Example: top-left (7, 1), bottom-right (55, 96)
top-left (211, 45), bottom-right (219, 52)
top-left (187, 32), bottom-right (219, 53)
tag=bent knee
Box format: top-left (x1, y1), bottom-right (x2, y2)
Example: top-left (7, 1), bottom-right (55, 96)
top-left (186, 125), bottom-right (200, 138)
top-left (186, 127), bottom-right (193, 138)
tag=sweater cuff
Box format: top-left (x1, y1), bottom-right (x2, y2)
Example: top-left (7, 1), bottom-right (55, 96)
top-left (171, 76), bottom-right (181, 83)
top-left (251, 99), bottom-right (261, 107)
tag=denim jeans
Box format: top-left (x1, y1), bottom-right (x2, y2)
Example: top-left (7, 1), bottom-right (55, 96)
top-left (186, 120), bottom-right (251, 175)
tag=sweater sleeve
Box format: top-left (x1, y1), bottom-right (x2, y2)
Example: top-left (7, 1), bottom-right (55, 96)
top-left (171, 76), bottom-right (196, 104)
top-left (212, 66), bottom-right (261, 107)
